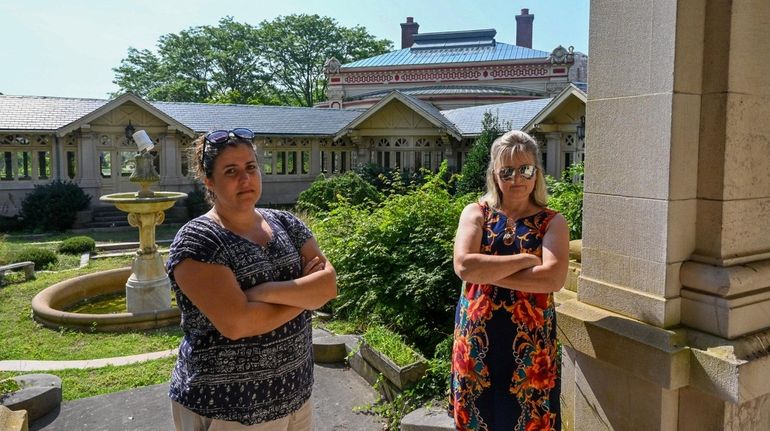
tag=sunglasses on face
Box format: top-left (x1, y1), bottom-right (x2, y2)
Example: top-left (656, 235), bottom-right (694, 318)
top-left (498, 164), bottom-right (537, 181)
top-left (201, 128), bottom-right (255, 166)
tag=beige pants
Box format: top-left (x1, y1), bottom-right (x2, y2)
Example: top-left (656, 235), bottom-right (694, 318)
top-left (171, 399), bottom-right (313, 431)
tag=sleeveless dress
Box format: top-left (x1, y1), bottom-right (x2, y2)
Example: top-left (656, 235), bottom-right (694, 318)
top-left (450, 203), bottom-right (561, 431)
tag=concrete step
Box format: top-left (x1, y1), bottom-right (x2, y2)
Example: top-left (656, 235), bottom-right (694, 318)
top-left (92, 215), bottom-right (127, 223)
top-left (83, 221), bottom-right (130, 228)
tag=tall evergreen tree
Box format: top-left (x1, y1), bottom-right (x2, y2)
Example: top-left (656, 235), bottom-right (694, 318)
top-left (455, 112), bottom-right (509, 196)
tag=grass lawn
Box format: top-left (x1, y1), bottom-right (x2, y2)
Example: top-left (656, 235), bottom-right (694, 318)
top-left (0, 256), bottom-right (182, 361)
top-left (0, 247), bottom-right (183, 401)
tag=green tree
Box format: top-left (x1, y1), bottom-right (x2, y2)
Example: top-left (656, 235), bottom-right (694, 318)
top-left (455, 112), bottom-right (509, 195)
top-left (112, 15), bottom-right (391, 106)
top-left (113, 17), bottom-right (271, 104)
top-left (258, 14), bottom-right (391, 106)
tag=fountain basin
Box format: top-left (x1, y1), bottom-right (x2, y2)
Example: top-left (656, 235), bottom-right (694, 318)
top-left (99, 191), bottom-right (187, 213)
top-left (31, 268), bottom-right (180, 332)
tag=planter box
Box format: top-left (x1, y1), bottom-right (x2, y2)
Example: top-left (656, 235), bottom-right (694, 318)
top-left (359, 341), bottom-right (427, 390)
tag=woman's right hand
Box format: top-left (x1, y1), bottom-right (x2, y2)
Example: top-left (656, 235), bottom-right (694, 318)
top-left (302, 256), bottom-right (326, 276)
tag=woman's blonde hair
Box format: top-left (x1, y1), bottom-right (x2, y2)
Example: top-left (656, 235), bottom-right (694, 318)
top-left (480, 130), bottom-right (548, 209)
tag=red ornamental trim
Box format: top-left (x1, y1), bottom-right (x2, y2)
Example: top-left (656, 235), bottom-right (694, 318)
top-left (330, 77), bottom-right (341, 83)
top-left (343, 65), bottom-right (548, 85)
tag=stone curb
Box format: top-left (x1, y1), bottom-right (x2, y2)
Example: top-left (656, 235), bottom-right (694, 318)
top-left (400, 406), bottom-right (454, 431)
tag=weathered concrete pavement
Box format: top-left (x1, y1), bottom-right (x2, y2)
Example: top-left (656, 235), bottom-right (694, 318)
top-left (30, 364), bottom-right (384, 430)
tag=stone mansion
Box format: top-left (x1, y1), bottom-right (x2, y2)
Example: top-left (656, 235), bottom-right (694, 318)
top-left (0, 9), bottom-right (587, 215)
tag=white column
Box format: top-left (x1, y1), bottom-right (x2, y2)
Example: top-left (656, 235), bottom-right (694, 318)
top-left (544, 132), bottom-right (562, 178)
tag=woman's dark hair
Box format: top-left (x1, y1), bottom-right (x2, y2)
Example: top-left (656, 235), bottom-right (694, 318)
top-left (190, 134), bottom-right (257, 204)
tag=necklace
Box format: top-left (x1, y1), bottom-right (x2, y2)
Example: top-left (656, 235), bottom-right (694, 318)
top-left (503, 216), bottom-right (516, 246)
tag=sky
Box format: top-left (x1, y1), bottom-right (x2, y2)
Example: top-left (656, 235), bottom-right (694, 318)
top-left (0, 0), bottom-right (589, 100)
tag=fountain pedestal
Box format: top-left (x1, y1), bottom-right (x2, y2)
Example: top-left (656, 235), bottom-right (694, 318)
top-left (100, 145), bottom-right (186, 314)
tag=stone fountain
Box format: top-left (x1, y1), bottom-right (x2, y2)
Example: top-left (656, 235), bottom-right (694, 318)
top-left (31, 130), bottom-right (186, 331)
top-left (98, 130), bottom-right (187, 312)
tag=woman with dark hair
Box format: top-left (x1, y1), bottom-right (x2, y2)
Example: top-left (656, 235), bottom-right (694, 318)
top-left (167, 128), bottom-right (336, 430)
top-left (451, 130), bottom-right (569, 430)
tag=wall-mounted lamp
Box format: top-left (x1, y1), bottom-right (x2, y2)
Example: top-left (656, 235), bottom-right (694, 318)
top-left (125, 121), bottom-right (136, 142)
top-left (576, 115), bottom-right (586, 141)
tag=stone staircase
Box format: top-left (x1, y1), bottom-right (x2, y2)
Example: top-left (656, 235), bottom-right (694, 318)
top-left (77, 205), bottom-right (189, 230)
top-left (89, 206), bottom-right (130, 228)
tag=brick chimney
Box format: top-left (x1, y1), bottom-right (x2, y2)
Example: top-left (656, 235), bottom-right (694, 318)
top-left (515, 8), bottom-right (534, 48)
top-left (400, 17), bottom-right (419, 49)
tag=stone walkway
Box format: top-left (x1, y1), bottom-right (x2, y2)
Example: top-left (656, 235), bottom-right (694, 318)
top-left (0, 350), bottom-right (178, 372)
top-left (30, 365), bottom-right (383, 431)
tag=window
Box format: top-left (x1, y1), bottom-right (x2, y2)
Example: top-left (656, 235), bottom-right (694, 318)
top-left (66, 151), bottom-right (77, 179)
top-left (277, 151), bottom-right (286, 175)
top-left (262, 151), bottom-right (273, 174)
top-left (99, 152), bottom-right (112, 178)
top-left (288, 152), bottom-right (298, 175)
top-left (37, 151), bottom-right (51, 179)
top-left (301, 151), bottom-right (310, 174)
top-left (180, 153), bottom-right (189, 177)
top-left (120, 152), bottom-right (135, 177)
top-left (16, 151), bottom-right (32, 180)
top-left (1, 152), bottom-right (12, 181)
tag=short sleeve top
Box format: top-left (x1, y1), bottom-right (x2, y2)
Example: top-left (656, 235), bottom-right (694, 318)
top-left (166, 208), bottom-right (314, 425)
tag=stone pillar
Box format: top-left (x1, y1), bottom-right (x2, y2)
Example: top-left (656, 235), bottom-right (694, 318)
top-left (559, 1), bottom-right (770, 430)
top-left (77, 128), bottom-right (101, 201)
top-left (310, 140), bottom-right (321, 176)
top-left (544, 132), bottom-right (562, 178)
top-left (159, 132), bottom-right (186, 189)
top-left (440, 136), bottom-right (455, 170)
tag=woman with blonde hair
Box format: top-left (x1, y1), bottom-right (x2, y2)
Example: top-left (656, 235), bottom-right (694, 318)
top-left (451, 130), bottom-right (569, 430)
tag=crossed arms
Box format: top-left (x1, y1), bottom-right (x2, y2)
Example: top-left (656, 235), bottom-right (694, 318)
top-left (173, 237), bottom-right (337, 340)
top-left (453, 203), bottom-right (569, 294)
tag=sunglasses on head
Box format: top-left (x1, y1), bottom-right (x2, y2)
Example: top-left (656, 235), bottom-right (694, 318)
top-left (201, 128), bottom-right (255, 166)
top-left (498, 164), bottom-right (537, 181)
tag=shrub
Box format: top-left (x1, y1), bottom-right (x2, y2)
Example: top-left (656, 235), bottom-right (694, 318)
top-left (296, 172), bottom-right (383, 214)
top-left (20, 180), bottom-right (91, 232)
top-left (547, 162), bottom-right (584, 240)
top-left (455, 111), bottom-right (508, 196)
top-left (12, 246), bottom-right (58, 270)
top-left (185, 184), bottom-right (210, 219)
top-left (311, 164), bottom-right (475, 355)
top-left (58, 236), bottom-right (96, 255)
top-left (0, 216), bottom-right (24, 233)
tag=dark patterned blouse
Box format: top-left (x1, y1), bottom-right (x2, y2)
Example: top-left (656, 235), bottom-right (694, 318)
top-left (166, 208), bottom-right (313, 425)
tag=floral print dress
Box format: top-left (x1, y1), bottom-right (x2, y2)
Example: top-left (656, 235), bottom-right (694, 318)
top-left (450, 203), bottom-right (560, 431)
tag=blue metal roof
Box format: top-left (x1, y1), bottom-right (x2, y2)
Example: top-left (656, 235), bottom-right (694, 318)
top-left (343, 41), bottom-right (550, 69)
